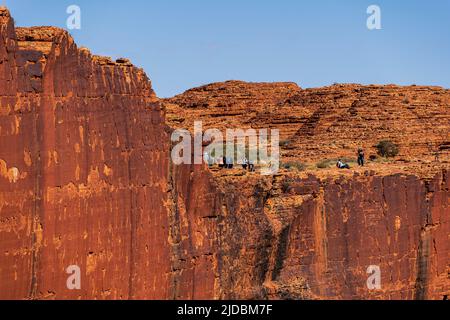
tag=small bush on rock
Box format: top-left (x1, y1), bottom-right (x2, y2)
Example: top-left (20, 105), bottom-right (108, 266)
top-left (376, 140), bottom-right (399, 158)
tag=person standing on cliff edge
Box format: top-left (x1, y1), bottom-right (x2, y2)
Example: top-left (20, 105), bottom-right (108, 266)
top-left (357, 148), bottom-right (365, 166)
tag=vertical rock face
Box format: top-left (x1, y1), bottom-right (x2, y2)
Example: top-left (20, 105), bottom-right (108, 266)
top-left (1, 7), bottom-right (162, 299)
top-left (273, 171), bottom-right (449, 300)
top-left (199, 169), bottom-right (448, 300)
top-left (0, 8), bottom-right (449, 300)
top-left (0, 8), bottom-right (218, 299)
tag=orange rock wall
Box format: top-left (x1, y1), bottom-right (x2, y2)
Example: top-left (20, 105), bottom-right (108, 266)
top-left (207, 170), bottom-right (449, 300)
top-left (0, 9), bottom-right (218, 300)
top-left (277, 171), bottom-right (449, 299)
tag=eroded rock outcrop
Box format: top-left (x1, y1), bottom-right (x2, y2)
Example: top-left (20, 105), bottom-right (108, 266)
top-left (164, 81), bottom-right (449, 300)
top-left (0, 8), bottom-right (449, 300)
top-left (165, 81), bottom-right (450, 163)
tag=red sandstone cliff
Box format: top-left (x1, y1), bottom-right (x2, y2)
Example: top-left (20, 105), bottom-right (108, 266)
top-left (0, 8), bottom-right (449, 300)
top-left (0, 7), bottom-right (216, 299)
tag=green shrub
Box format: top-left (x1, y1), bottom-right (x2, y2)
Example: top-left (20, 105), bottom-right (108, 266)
top-left (282, 161), bottom-right (306, 171)
top-left (376, 140), bottom-right (399, 158)
top-left (316, 160), bottom-right (331, 169)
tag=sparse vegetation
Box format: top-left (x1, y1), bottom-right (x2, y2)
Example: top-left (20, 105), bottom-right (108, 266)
top-left (316, 159), bottom-right (331, 169)
top-left (375, 140), bottom-right (399, 158)
top-left (282, 161), bottom-right (306, 172)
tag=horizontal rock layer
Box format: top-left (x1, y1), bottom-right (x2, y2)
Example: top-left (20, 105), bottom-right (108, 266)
top-left (165, 81), bottom-right (450, 163)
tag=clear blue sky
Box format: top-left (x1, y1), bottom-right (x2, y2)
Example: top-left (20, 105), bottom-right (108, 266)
top-left (4, 0), bottom-right (450, 97)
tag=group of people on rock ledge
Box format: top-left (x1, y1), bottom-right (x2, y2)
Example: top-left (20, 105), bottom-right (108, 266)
top-left (336, 148), bottom-right (365, 169)
top-left (203, 153), bottom-right (256, 172)
top-left (203, 148), bottom-right (365, 173)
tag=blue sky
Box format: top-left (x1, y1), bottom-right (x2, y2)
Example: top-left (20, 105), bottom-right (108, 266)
top-left (4, 0), bottom-right (450, 97)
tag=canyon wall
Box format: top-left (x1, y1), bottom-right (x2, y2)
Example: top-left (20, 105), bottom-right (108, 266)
top-left (210, 170), bottom-right (449, 300)
top-left (0, 8), bottom-right (218, 300)
top-left (0, 8), bottom-right (449, 300)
